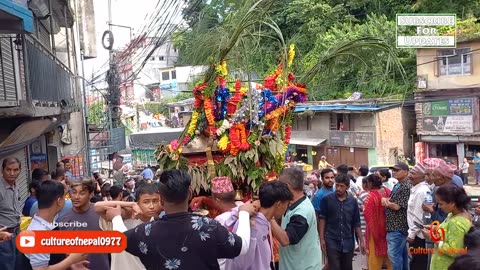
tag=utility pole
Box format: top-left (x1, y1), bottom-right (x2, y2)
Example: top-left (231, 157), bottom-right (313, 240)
top-left (106, 0), bottom-right (121, 129)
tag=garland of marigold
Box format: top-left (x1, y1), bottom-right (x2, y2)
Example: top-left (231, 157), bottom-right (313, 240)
top-left (187, 111), bottom-right (200, 136)
top-left (217, 134), bottom-right (230, 153)
top-left (265, 106), bottom-right (289, 120)
top-left (204, 98), bottom-right (215, 126)
top-left (230, 124), bottom-right (250, 151)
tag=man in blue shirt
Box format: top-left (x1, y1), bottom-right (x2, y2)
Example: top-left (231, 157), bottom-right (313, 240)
top-left (140, 166), bottom-right (154, 180)
top-left (319, 173), bottom-right (366, 270)
top-left (312, 167), bottom-right (335, 269)
top-left (312, 168), bottom-right (335, 215)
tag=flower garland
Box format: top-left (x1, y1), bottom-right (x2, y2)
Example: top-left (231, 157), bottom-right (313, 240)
top-left (217, 134), bottom-right (230, 153)
top-left (287, 44), bottom-right (295, 68)
top-left (230, 143), bottom-right (239, 156)
top-left (216, 60), bottom-right (228, 76)
top-left (193, 83), bottom-right (208, 106)
top-left (265, 106), bottom-right (289, 120)
top-left (204, 98), bottom-right (215, 126)
top-left (187, 111), bottom-right (200, 136)
top-left (216, 119), bottom-right (231, 137)
top-left (168, 139), bottom-right (182, 153)
top-left (264, 63), bottom-right (283, 91)
top-left (230, 124), bottom-right (250, 151)
top-left (284, 125), bottom-right (292, 144)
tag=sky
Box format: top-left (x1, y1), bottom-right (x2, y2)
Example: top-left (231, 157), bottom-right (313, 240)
top-left (83, 0), bottom-right (160, 84)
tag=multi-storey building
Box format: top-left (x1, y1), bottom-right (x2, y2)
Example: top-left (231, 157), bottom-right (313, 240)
top-left (0, 0), bottom-right (96, 202)
top-left (415, 37), bottom-right (480, 172)
top-left (291, 100), bottom-right (416, 169)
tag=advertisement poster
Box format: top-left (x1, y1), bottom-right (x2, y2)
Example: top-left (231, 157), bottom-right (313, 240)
top-left (31, 154), bottom-right (47, 171)
top-left (422, 98), bottom-right (473, 133)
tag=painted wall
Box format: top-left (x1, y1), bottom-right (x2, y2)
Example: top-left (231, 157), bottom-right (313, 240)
top-left (292, 113), bottom-right (330, 139)
top-left (351, 113), bottom-right (376, 132)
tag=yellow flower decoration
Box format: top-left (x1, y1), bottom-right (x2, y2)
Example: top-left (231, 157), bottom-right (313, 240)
top-left (215, 60), bottom-right (228, 76)
top-left (217, 134), bottom-right (229, 151)
top-left (187, 111), bottom-right (199, 135)
top-left (288, 44), bottom-right (295, 67)
top-left (221, 60), bottom-right (228, 75)
top-left (240, 87), bottom-right (247, 95)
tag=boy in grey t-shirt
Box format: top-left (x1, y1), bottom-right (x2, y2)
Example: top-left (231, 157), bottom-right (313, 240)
top-left (57, 178), bottom-right (110, 270)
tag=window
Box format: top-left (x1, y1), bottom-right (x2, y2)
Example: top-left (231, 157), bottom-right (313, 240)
top-left (150, 56), bottom-right (156, 61)
top-left (438, 48), bottom-right (471, 76)
top-left (161, 71), bottom-right (170, 81)
top-left (159, 56), bottom-right (165, 61)
top-left (330, 113), bottom-right (351, 131)
top-left (292, 116), bottom-right (311, 131)
top-left (171, 70), bottom-right (177, 80)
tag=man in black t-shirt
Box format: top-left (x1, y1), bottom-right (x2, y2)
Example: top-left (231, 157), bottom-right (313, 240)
top-left (120, 170), bottom-right (255, 270)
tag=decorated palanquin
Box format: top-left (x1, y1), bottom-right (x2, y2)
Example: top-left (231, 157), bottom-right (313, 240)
top-left (155, 45), bottom-right (306, 196)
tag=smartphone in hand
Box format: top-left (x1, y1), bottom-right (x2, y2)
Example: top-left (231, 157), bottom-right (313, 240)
top-left (414, 221), bottom-right (425, 229)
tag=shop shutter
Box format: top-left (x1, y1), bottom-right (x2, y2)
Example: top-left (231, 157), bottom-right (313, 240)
top-left (2, 147), bottom-right (30, 208)
top-left (0, 35), bottom-right (18, 102)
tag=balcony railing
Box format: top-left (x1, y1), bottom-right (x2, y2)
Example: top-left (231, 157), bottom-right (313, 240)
top-left (0, 34), bottom-right (75, 108)
top-left (25, 36), bottom-right (74, 104)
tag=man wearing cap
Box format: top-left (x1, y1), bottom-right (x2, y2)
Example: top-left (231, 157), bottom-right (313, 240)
top-left (211, 177), bottom-right (244, 228)
top-left (421, 157), bottom-right (462, 270)
top-left (406, 163), bottom-right (430, 270)
top-left (190, 177), bottom-right (243, 270)
top-left (318, 156), bottom-right (333, 170)
top-left (382, 162), bottom-right (412, 270)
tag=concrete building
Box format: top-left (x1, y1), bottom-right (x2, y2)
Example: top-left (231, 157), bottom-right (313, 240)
top-left (166, 97), bottom-right (194, 128)
top-left (290, 100), bottom-right (415, 169)
top-left (414, 38), bottom-right (480, 170)
top-left (0, 0), bottom-right (96, 202)
top-left (117, 38), bottom-right (179, 103)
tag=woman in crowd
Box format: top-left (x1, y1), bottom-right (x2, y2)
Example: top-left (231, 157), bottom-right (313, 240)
top-left (422, 185), bottom-right (472, 270)
top-left (363, 174), bottom-right (392, 270)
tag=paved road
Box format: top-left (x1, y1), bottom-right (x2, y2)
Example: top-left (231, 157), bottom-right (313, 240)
top-left (352, 252), bottom-right (363, 270)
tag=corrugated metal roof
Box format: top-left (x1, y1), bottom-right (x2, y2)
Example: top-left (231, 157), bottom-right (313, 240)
top-left (294, 103), bottom-right (399, 113)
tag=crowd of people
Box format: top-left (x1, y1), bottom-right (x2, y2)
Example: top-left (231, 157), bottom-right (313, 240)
top-left (0, 154), bottom-right (479, 270)
top-left (304, 159), bottom-right (480, 270)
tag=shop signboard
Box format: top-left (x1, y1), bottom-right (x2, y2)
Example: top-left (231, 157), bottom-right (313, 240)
top-left (329, 131), bottom-right (375, 148)
top-left (422, 98), bottom-right (473, 133)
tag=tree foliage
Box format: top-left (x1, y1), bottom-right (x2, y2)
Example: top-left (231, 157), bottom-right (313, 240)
top-left (175, 0), bottom-right (480, 101)
top-left (88, 101), bottom-right (107, 126)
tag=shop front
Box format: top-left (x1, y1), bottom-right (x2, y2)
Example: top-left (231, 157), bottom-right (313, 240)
top-left (417, 98), bottom-right (479, 174)
top-left (287, 137), bottom-right (326, 170)
top-left (327, 130), bottom-right (374, 167)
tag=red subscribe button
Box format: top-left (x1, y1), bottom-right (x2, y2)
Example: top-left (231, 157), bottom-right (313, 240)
top-left (16, 231), bottom-right (127, 254)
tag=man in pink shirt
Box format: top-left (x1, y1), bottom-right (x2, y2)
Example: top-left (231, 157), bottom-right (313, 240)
top-left (225, 181), bottom-right (292, 270)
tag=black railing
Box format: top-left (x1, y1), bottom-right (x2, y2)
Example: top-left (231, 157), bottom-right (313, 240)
top-left (25, 36), bottom-right (73, 103)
